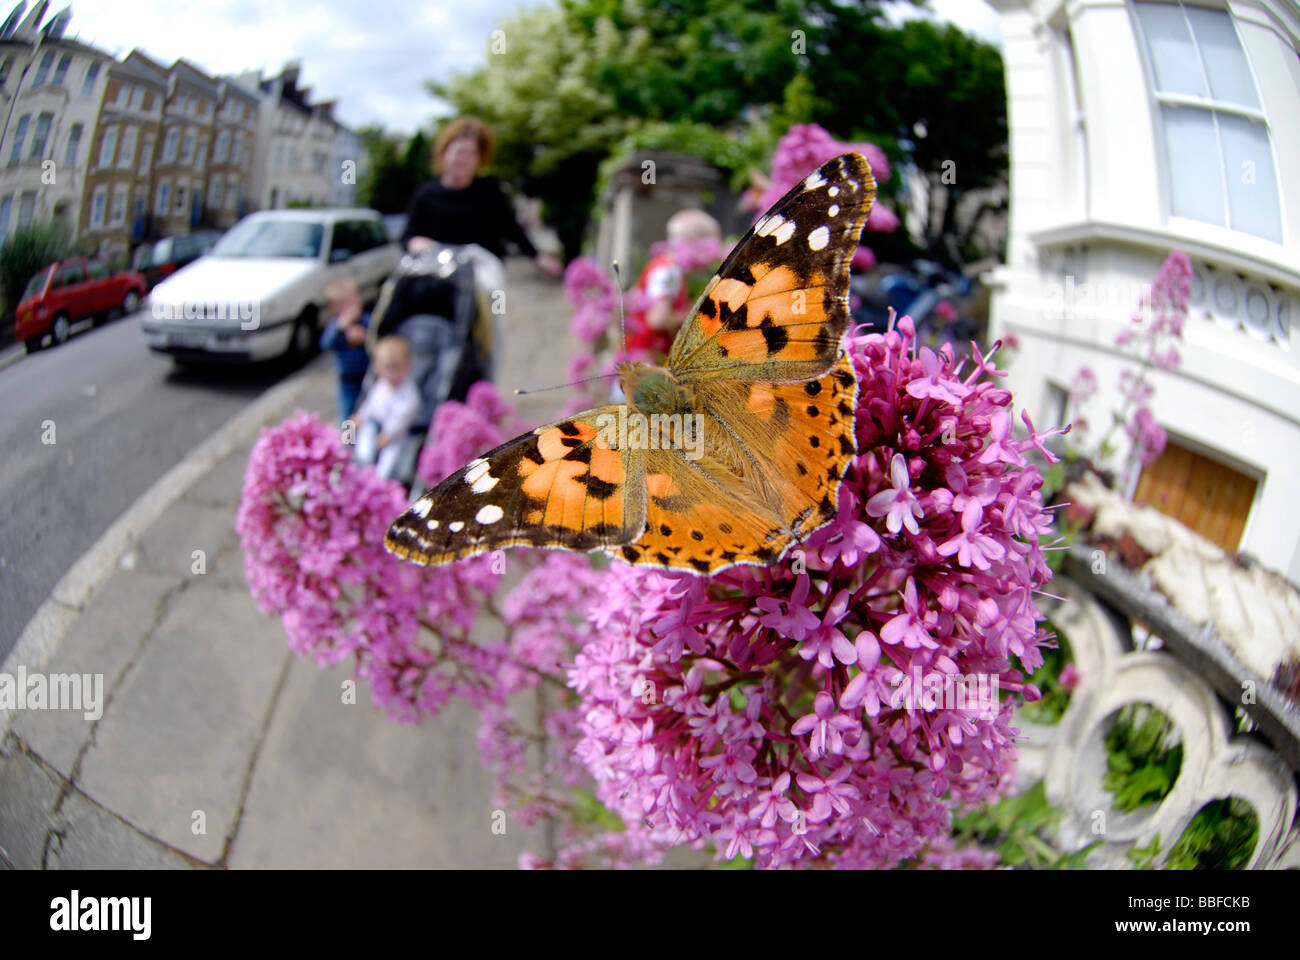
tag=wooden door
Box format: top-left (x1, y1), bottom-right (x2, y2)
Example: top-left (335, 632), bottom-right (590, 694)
top-left (1133, 440), bottom-right (1258, 553)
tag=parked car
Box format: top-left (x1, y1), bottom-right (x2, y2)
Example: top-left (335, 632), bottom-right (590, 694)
top-left (133, 230), bottom-right (224, 289)
top-left (141, 209), bottom-right (399, 364)
top-left (16, 256), bottom-right (148, 352)
top-left (381, 213), bottom-right (408, 244)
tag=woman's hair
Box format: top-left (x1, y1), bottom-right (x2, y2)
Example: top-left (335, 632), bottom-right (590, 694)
top-left (433, 116), bottom-right (495, 171)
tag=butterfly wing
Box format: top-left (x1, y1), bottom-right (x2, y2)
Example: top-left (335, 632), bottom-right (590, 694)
top-left (668, 152), bottom-right (875, 384)
top-left (614, 351), bottom-right (859, 574)
top-left (386, 407), bottom-right (647, 565)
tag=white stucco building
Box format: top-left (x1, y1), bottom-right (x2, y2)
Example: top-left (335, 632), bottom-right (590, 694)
top-left (0, 21), bottom-right (113, 243)
top-left (986, 0), bottom-right (1300, 581)
top-left (233, 62), bottom-right (358, 211)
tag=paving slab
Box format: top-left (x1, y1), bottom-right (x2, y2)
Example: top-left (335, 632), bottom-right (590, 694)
top-left (229, 656), bottom-right (549, 868)
top-left (182, 443), bottom-right (256, 507)
top-left (130, 501), bottom-right (239, 580)
top-left (45, 790), bottom-right (194, 870)
top-left (10, 568), bottom-right (174, 776)
top-left (0, 739), bottom-right (61, 869)
top-left (75, 579), bottom-right (290, 864)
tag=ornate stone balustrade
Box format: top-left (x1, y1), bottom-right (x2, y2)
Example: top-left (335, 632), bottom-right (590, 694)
top-left (1015, 562), bottom-right (1299, 869)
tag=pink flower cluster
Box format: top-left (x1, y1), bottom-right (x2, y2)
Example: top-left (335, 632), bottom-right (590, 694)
top-left (648, 234), bottom-right (725, 273)
top-left (1071, 251), bottom-right (1191, 470)
top-left (237, 405), bottom-right (511, 724)
top-left (563, 257), bottom-right (618, 345)
top-left (559, 318), bottom-right (1061, 868)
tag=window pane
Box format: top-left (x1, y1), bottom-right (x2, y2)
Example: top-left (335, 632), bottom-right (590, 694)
top-left (1185, 6), bottom-right (1258, 109)
top-left (1218, 112), bottom-right (1282, 242)
top-left (1136, 2), bottom-right (1206, 97)
top-left (1162, 103), bottom-right (1225, 225)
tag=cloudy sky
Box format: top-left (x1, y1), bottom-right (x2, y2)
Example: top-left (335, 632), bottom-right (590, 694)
top-left (48, 0), bottom-right (1001, 136)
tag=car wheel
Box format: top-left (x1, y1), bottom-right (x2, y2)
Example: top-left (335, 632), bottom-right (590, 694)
top-left (289, 308), bottom-right (319, 360)
top-left (51, 313), bottom-right (71, 346)
top-left (121, 289), bottom-right (141, 316)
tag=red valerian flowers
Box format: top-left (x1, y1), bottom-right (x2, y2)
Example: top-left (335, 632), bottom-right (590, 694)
top-left (239, 313), bottom-right (1062, 869)
top-left (559, 317), bottom-right (1061, 868)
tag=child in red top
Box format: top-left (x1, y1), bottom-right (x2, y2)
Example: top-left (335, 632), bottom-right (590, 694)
top-left (625, 209), bottom-right (722, 357)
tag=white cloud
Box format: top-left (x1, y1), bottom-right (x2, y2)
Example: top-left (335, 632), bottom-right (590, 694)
top-left (49, 0), bottom-right (528, 134)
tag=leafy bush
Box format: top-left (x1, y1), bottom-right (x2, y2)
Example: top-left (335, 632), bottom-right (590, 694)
top-left (1103, 703), bottom-right (1183, 813)
top-left (0, 219), bottom-right (76, 318)
top-left (950, 779), bottom-right (1099, 868)
top-left (1017, 621), bottom-right (1075, 726)
top-left (1165, 797), bottom-right (1258, 870)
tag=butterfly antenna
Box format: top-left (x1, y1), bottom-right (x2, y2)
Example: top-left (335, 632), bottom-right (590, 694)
top-left (612, 260), bottom-right (628, 362)
top-left (515, 372), bottom-right (618, 396)
top-left (515, 259), bottom-right (629, 398)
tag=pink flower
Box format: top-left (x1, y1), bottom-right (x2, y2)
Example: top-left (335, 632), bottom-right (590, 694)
top-left (791, 692), bottom-right (860, 759)
top-left (867, 453), bottom-right (924, 535)
top-left (880, 578), bottom-right (939, 650)
top-left (937, 501), bottom-right (1007, 571)
top-left (906, 347), bottom-right (970, 406)
top-left (756, 574), bottom-right (821, 642)
top-left (798, 590), bottom-right (857, 668)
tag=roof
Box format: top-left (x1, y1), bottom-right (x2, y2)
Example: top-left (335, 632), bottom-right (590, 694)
top-left (171, 57), bottom-right (219, 96)
top-left (110, 57), bottom-right (167, 88)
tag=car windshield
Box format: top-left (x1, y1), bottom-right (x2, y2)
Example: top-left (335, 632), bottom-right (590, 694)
top-left (22, 266), bottom-right (53, 300)
top-left (150, 237), bottom-right (174, 265)
top-left (211, 220), bottom-right (324, 259)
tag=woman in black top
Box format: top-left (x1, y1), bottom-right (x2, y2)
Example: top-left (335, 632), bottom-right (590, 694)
top-left (401, 117), bottom-right (564, 277)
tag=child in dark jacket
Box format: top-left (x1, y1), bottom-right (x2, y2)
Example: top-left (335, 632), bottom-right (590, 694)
top-left (319, 277), bottom-right (370, 421)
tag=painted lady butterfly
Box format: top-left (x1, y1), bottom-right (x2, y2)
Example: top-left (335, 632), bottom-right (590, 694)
top-left (386, 152), bottom-right (876, 574)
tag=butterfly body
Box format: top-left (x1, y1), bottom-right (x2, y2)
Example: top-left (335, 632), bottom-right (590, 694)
top-left (387, 153), bottom-right (877, 574)
top-left (622, 362), bottom-right (694, 418)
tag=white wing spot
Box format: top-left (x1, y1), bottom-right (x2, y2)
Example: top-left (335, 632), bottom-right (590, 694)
top-left (471, 473), bottom-right (498, 494)
top-left (426, 518), bottom-right (439, 530)
top-left (828, 204), bottom-right (840, 217)
top-left (755, 214), bottom-right (783, 237)
top-left (808, 226), bottom-right (830, 251)
top-left (465, 459), bottom-right (491, 484)
top-left (476, 504), bottom-right (504, 525)
top-left (828, 185), bottom-right (840, 198)
top-left (449, 521), bottom-right (465, 532)
top-left (774, 219), bottom-right (797, 245)
top-left (803, 170), bottom-right (827, 191)
top-left (413, 499), bottom-right (432, 519)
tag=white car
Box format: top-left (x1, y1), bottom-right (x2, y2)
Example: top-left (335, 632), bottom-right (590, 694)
top-left (142, 208), bottom-right (399, 363)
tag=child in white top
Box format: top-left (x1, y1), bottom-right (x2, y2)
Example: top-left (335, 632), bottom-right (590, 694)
top-left (354, 336), bottom-right (421, 480)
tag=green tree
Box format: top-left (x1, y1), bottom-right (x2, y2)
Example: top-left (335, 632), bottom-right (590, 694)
top-left (358, 124), bottom-right (414, 214)
top-left (432, 0), bottom-right (1006, 263)
top-left (867, 19), bottom-right (1008, 263)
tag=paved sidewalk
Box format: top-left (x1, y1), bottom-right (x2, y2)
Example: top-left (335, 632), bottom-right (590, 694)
top-left (0, 261), bottom-right (579, 869)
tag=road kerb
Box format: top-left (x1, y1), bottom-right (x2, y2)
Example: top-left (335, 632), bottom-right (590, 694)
top-left (2, 364), bottom-right (333, 737)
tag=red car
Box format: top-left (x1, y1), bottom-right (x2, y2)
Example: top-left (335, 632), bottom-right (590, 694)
top-left (16, 256), bottom-right (147, 352)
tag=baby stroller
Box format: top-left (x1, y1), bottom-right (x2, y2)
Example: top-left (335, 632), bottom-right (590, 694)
top-left (360, 243), bottom-right (504, 490)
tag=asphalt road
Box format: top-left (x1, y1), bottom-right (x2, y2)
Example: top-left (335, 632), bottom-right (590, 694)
top-left (0, 311), bottom-right (324, 660)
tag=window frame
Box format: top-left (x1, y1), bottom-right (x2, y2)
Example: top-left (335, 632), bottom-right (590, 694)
top-left (1130, 0), bottom-right (1284, 244)
top-left (90, 186), bottom-right (107, 229)
top-left (28, 113), bottom-right (52, 161)
top-left (8, 114), bottom-right (29, 166)
top-left (81, 62), bottom-right (101, 97)
top-left (64, 123), bottom-right (83, 166)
